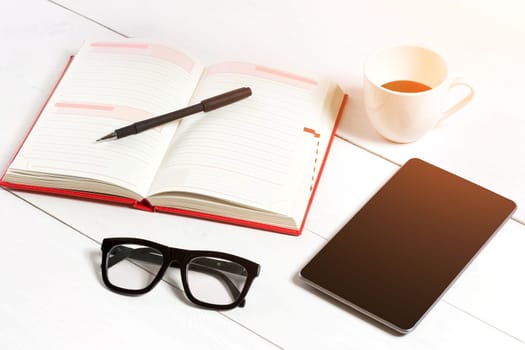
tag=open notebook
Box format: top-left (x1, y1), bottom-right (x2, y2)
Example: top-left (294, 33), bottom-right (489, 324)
top-left (1, 40), bottom-right (347, 235)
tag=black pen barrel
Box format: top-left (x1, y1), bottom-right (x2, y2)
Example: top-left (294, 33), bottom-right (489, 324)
top-left (114, 104), bottom-right (203, 138)
top-left (135, 87), bottom-right (251, 132)
top-left (135, 103), bottom-right (203, 132)
top-left (110, 87), bottom-right (252, 139)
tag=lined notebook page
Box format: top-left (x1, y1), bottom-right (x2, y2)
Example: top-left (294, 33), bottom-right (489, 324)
top-left (7, 41), bottom-right (204, 198)
top-left (148, 62), bottom-right (341, 217)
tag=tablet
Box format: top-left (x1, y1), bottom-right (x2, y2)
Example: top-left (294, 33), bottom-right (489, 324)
top-left (300, 158), bottom-right (516, 333)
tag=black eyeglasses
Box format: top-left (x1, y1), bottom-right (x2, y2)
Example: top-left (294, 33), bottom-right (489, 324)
top-left (100, 237), bottom-right (260, 310)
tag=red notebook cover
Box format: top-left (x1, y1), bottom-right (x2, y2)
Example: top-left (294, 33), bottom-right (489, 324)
top-left (0, 55), bottom-right (348, 235)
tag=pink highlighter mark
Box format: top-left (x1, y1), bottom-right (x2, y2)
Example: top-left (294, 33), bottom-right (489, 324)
top-left (256, 66), bottom-right (317, 86)
top-left (150, 45), bottom-right (194, 72)
top-left (205, 62), bottom-right (317, 89)
top-left (55, 102), bottom-right (114, 111)
top-left (89, 42), bottom-right (195, 72)
top-left (54, 102), bottom-right (154, 124)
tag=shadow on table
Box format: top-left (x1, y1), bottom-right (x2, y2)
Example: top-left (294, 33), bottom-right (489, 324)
top-left (89, 249), bottom-right (104, 286)
top-left (336, 85), bottom-right (387, 145)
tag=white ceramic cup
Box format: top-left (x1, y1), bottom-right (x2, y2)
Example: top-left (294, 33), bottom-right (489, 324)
top-left (363, 46), bottom-right (474, 143)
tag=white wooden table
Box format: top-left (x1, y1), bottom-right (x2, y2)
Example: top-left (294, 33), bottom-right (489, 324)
top-left (1, 1), bottom-right (524, 348)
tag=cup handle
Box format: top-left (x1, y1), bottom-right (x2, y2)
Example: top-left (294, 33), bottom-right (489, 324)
top-left (441, 77), bottom-right (475, 120)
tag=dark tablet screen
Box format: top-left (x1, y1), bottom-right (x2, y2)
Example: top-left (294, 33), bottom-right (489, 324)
top-left (300, 158), bottom-right (516, 333)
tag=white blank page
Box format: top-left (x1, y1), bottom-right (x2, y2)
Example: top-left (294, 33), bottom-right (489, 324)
top-left (149, 62), bottom-right (339, 216)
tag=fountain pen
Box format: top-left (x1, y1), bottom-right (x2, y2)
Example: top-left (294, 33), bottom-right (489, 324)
top-left (96, 87), bottom-right (252, 142)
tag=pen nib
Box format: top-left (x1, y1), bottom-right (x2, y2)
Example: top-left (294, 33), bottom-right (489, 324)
top-left (96, 132), bottom-right (117, 142)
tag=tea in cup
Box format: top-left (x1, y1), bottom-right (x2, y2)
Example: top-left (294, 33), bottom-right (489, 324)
top-left (363, 46), bottom-right (474, 143)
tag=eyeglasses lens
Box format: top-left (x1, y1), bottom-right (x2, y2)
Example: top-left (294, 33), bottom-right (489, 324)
top-left (186, 256), bottom-right (248, 306)
top-left (106, 244), bottom-right (164, 290)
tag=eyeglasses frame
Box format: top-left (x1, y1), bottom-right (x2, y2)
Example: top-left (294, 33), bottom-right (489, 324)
top-left (101, 237), bottom-right (260, 310)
